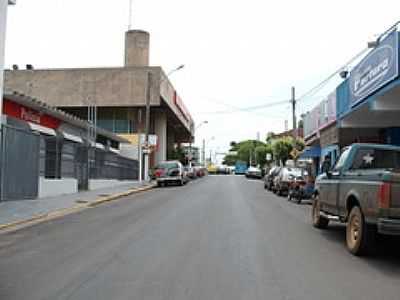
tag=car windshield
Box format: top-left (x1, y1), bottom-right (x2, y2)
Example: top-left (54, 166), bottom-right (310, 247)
top-left (155, 162), bottom-right (179, 170)
top-left (286, 168), bottom-right (307, 176)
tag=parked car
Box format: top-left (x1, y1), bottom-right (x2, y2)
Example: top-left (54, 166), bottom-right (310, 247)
top-left (312, 143), bottom-right (400, 256)
top-left (264, 166), bottom-right (281, 190)
top-left (273, 167), bottom-right (308, 196)
top-left (193, 166), bottom-right (206, 177)
top-left (153, 161), bottom-right (189, 187)
top-left (245, 166), bottom-right (262, 179)
top-left (184, 166), bottom-right (197, 179)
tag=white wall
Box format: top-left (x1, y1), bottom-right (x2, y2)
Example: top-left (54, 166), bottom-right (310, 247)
top-left (38, 177), bottom-right (78, 198)
top-left (0, 0), bottom-right (9, 114)
top-left (120, 143), bottom-right (139, 160)
top-left (154, 112), bottom-right (167, 164)
top-left (89, 179), bottom-right (138, 191)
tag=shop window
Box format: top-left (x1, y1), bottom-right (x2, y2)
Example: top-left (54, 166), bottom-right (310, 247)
top-left (61, 141), bottom-right (76, 178)
top-left (44, 137), bottom-right (61, 179)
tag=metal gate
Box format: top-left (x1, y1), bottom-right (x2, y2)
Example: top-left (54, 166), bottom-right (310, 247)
top-left (0, 125), bottom-right (40, 201)
top-left (76, 144), bottom-right (89, 191)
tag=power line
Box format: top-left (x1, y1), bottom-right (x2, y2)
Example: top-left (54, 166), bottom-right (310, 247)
top-left (297, 47), bottom-right (370, 104)
top-left (198, 99), bottom-right (290, 115)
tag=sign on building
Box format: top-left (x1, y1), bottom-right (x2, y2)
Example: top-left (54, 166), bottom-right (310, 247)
top-left (349, 30), bottom-right (399, 107)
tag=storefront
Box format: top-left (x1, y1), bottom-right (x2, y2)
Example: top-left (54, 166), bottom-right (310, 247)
top-left (336, 29), bottom-right (400, 146)
top-left (0, 91), bottom-right (139, 201)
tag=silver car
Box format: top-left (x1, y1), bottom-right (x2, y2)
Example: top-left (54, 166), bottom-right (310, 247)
top-left (153, 161), bottom-right (189, 187)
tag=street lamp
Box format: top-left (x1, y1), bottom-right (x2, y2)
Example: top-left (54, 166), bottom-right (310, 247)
top-left (142, 64), bottom-right (185, 182)
top-left (202, 136), bottom-right (215, 166)
top-left (167, 64), bottom-right (185, 76)
top-left (188, 120), bottom-right (208, 167)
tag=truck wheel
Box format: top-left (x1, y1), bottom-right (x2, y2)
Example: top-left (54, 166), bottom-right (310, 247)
top-left (312, 196), bottom-right (329, 229)
top-left (346, 206), bottom-right (376, 256)
top-left (157, 182), bottom-right (162, 187)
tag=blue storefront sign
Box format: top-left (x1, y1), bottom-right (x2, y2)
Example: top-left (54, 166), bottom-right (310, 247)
top-left (349, 30), bottom-right (399, 107)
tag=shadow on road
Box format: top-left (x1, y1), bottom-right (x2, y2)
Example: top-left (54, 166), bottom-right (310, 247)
top-left (318, 223), bottom-right (400, 277)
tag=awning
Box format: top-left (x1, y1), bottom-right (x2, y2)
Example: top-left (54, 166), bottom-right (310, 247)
top-left (28, 122), bottom-right (56, 136)
top-left (60, 131), bottom-right (83, 143)
top-left (299, 146), bottom-right (321, 159)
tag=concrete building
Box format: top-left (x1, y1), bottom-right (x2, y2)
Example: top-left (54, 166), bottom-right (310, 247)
top-left (4, 30), bottom-right (194, 167)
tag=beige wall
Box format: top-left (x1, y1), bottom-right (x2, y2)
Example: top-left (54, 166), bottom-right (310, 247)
top-left (5, 66), bottom-right (194, 134)
top-left (5, 67), bottom-right (162, 107)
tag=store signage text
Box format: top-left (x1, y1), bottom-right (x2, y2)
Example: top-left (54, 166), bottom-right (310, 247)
top-left (3, 99), bottom-right (61, 129)
top-left (350, 30), bottom-right (399, 107)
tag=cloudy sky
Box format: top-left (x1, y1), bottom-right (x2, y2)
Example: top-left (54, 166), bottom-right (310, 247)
top-left (4, 0), bottom-right (400, 162)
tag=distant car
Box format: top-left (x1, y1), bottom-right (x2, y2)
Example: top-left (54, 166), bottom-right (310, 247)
top-left (207, 164), bottom-right (217, 174)
top-left (153, 161), bottom-right (189, 187)
top-left (274, 167), bottom-right (308, 196)
top-left (245, 166), bottom-right (262, 179)
top-left (235, 161), bottom-right (248, 175)
top-left (216, 165), bottom-right (229, 175)
top-left (264, 166), bottom-right (281, 190)
top-left (184, 166), bottom-right (197, 179)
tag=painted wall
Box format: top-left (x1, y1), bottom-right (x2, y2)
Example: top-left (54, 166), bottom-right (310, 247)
top-left (89, 179), bottom-right (138, 191)
top-left (303, 90), bottom-right (337, 138)
top-left (39, 177), bottom-right (78, 198)
top-left (5, 67), bottom-right (161, 107)
top-left (0, 0), bottom-right (9, 115)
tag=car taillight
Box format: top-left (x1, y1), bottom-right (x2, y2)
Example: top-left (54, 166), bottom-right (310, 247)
top-left (155, 169), bottom-right (165, 177)
top-left (378, 182), bottom-right (391, 209)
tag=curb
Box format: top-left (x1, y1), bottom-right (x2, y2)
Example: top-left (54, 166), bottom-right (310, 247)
top-left (88, 184), bottom-right (156, 207)
top-left (0, 184), bottom-right (155, 233)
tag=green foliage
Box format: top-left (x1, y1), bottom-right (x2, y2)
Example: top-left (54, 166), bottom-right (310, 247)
top-left (169, 147), bottom-right (186, 164)
top-left (222, 154), bottom-right (237, 166)
top-left (272, 137), bottom-right (305, 165)
top-left (223, 136), bottom-right (304, 167)
top-left (223, 139), bottom-right (272, 167)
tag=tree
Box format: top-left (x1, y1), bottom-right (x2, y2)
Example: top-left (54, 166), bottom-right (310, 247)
top-left (222, 154), bottom-right (237, 166)
top-left (169, 146), bottom-right (186, 164)
top-left (272, 137), bottom-right (305, 165)
top-left (272, 137), bottom-right (293, 165)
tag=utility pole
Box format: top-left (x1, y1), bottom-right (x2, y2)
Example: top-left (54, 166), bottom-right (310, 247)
top-left (202, 138), bottom-right (205, 166)
top-left (144, 72), bottom-right (152, 181)
top-left (291, 86), bottom-right (297, 139)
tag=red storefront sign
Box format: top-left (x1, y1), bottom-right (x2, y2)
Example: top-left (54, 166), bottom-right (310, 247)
top-left (3, 99), bottom-right (61, 129)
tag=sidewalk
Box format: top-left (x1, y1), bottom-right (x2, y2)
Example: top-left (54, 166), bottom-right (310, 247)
top-left (0, 181), bottom-right (154, 229)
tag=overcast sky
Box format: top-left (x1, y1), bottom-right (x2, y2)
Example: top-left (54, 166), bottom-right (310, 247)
top-left (4, 0), bottom-right (400, 163)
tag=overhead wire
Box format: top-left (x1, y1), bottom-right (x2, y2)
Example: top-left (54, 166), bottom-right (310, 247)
top-left (197, 99), bottom-right (290, 115)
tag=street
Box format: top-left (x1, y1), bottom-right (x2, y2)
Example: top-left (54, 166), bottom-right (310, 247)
top-left (1, 175), bottom-right (400, 300)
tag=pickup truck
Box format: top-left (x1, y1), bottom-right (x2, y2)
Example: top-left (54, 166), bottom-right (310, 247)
top-left (312, 143), bottom-right (400, 256)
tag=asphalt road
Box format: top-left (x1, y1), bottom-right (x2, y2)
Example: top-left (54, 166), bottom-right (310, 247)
top-left (1, 175), bottom-right (400, 300)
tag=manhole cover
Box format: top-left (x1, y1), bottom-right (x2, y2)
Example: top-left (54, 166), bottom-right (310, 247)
top-left (98, 194), bottom-right (110, 197)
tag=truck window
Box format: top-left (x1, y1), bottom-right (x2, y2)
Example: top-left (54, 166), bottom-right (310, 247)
top-left (351, 149), bottom-right (400, 170)
top-left (333, 148), bottom-right (351, 172)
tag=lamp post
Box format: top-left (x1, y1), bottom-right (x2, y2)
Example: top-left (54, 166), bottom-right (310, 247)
top-left (142, 64), bottom-right (185, 182)
top-left (202, 136), bottom-right (215, 166)
top-left (189, 120), bottom-right (208, 167)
